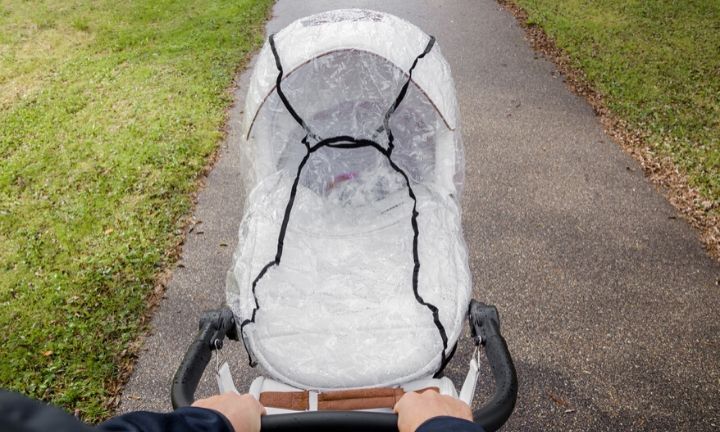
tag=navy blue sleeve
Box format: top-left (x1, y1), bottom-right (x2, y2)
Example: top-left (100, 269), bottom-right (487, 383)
top-left (97, 407), bottom-right (234, 432)
top-left (416, 416), bottom-right (486, 432)
top-left (0, 389), bottom-right (95, 432)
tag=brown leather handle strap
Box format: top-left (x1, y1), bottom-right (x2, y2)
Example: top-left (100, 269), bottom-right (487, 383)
top-left (259, 387), bottom-right (439, 411)
top-left (260, 391), bottom-right (309, 411)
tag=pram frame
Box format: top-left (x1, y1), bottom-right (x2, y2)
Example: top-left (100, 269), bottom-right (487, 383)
top-left (171, 300), bottom-right (517, 432)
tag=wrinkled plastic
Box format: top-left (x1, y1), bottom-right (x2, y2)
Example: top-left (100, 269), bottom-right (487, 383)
top-left (227, 9), bottom-right (471, 390)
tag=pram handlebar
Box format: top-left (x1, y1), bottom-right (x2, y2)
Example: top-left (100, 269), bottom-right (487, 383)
top-left (171, 307), bottom-right (237, 409)
top-left (171, 301), bottom-right (516, 431)
top-left (261, 411), bottom-right (398, 432)
top-left (468, 300), bottom-right (518, 431)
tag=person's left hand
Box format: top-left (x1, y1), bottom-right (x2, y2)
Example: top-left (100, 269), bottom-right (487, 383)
top-left (193, 392), bottom-right (266, 432)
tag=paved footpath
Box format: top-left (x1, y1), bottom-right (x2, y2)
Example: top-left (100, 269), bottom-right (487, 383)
top-left (120, 1), bottom-right (720, 430)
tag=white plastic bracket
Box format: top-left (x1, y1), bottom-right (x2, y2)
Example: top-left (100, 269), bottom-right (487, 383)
top-left (459, 346), bottom-right (480, 405)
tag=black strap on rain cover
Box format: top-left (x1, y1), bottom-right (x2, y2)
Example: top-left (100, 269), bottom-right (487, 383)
top-left (240, 34), bottom-right (450, 372)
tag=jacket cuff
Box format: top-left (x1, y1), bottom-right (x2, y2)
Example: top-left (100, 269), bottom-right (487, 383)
top-left (176, 407), bottom-right (235, 432)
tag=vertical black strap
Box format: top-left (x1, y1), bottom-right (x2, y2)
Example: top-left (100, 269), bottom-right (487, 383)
top-left (240, 35), bottom-right (319, 365)
top-left (385, 152), bottom-right (449, 370)
top-left (377, 36), bottom-right (436, 152)
top-left (269, 34), bottom-right (319, 142)
top-left (239, 149), bottom-right (312, 366)
top-left (377, 35), bottom-right (449, 369)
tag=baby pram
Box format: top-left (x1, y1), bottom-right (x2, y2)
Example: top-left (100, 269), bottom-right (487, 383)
top-left (171, 9), bottom-right (517, 431)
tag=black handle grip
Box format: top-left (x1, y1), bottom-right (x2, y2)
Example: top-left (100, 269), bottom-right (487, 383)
top-left (469, 300), bottom-right (518, 431)
top-left (171, 302), bottom-right (517, 432)
top-left (261, 411), bottom-right (398, 432)
top-left (171, 307), bottom-right (237, 409)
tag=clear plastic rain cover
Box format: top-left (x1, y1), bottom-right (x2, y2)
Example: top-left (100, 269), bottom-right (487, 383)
top-left (227, 9), bottom-right (471, 390)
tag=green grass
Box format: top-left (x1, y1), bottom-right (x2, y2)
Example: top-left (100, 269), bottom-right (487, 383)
top-left (514, 0), bottom-right (720, 205)
top-left (0, 0), bottom-right (272, 421)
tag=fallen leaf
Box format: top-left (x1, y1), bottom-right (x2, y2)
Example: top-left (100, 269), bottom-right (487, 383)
top-left (104, 228), bottom-right (114, 235)
top-left (42, 350), bottom-right (53, 357)
top-left (548, 391), bottom-right (571, 408)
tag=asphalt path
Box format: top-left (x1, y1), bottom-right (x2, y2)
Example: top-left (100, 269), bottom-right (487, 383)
top-left (120, 1), bottom-right (720, 430)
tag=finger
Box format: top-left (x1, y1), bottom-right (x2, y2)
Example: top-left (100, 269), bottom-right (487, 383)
top-left (393, 396), bottom-right (406, 413)
top-left (441, 394), bottom-right (470, 409)
top-left (247, 395), bottom-right (265, 414)
top-left (393, 391), bottom-right (417, 413)
top-left (241, 393), bottom-right (258, 405)
top-left (225, 392), bottom-right (243, 402)
top-left (392, 399), bottom-right (402, 413)
top-left (192, 397), bottom-right (210, 408)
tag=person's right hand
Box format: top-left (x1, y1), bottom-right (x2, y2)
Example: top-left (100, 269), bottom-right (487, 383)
top-left (193, 392), bottom-right (266, 432)
top-left (394, 390), bottom-right (473, 432)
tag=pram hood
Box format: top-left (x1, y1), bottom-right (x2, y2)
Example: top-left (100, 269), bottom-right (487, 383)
top-left (227, 9), bottom-right (471, 390)
top-left (239, 8), bottom-right (463, 195)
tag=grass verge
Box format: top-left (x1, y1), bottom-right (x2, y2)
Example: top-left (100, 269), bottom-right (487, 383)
top-left (0, 0), bottom-right (272, 421)
top-left (499, 0), bottom-right (720, 257)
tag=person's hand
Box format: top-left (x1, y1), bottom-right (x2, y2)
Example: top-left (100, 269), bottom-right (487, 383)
top-left (193, 392), bottom-right (266, 432)
top-left (394, 390), bottom-right (473, 432)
